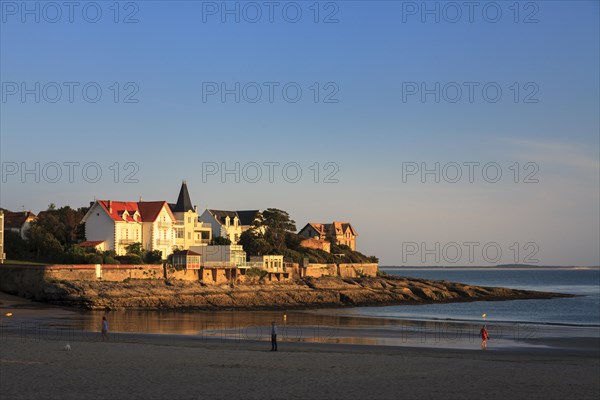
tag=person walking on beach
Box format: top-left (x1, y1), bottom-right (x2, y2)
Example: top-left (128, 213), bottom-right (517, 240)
top-left (101, 316), bottom-right (109, 342)
top-left (480, 324), bottom-right (489, 350)
top-left (270, 322), bottom-right (278, 351)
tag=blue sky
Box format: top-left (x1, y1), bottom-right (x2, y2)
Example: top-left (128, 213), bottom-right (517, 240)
top-left (1, 0), bottom-right (599, 265)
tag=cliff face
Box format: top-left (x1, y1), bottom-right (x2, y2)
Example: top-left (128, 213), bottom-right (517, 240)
top-left (32, 275), bottom-right (572, 310)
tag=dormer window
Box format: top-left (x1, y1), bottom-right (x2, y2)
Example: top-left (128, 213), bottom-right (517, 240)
top-left (234, 217), bottom-right (239, 226)
top-left (120, 210), bottom-right (129, 221)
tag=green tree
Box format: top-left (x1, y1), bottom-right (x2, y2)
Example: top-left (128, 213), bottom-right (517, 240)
top-left (4, 231), bottom-right (28, 259)
top-left (239, 230), bottom-right (272, 257)
top-left (126, 242), bottom-right (143, 256)
top-left (26, 224), bottom-right (63, 261)
top-left (261, 208), bottom-right (296, 232)
top-left (144, 249), bottom-right (163, 264)
top-left (210, 236), bottom-right (232, 245)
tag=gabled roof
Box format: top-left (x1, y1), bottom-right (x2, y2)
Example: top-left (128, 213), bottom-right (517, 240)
top-left (299, 221), bottom-right (357, 236)
top-left (236, 210), bottom-right (261, 226)
top-left (207, 210), bottom-right (237, 225)
top-left (96, 200), bottom-right (174, 223)
top-left (299, 223), bottom-right (326, 236)
top-left (207, 209), bottom-right (260, 226)
top-left (171, 181), bottom-right (194, 213)
top-left (327, 222), bottom-right (357, 236)
top-left (3, 211), bottom-right (36, 229)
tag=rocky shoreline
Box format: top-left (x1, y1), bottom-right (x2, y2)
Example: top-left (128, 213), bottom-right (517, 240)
top-left (31, 275), bottom-right (573, 310)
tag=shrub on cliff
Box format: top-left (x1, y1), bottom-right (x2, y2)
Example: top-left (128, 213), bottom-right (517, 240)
top-left (143, 250), bottom-right (163, 264)
top-left (84, 253), bottom-right (104, 264)
top-left (246, 267), bottom-right (268, 279)
top-left (62, 245), bottom-right (101, 264)
top-left (103, 256), bottom-right (119, 265)
top-left (115, 255), bottom-right (143, 264)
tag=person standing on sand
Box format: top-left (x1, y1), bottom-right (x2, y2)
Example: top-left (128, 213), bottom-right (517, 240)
top-left (480, 325), bottom-right (489, 350)
top-left (101, 316), bottom-right (109, 342)
top-left (270, 322), bottom-right (278, 351)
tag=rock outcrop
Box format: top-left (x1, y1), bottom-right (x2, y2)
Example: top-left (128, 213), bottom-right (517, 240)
top-left (28, 275), bottom-right (573, 310)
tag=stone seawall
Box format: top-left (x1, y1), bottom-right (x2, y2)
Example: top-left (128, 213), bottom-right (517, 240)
top-left (0, 264), bottom-right (573, 310)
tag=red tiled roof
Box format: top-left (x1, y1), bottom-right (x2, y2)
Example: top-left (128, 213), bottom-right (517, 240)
top-left (97, 200), bottom-right (174, 223)
top-left (327, 222), bottom-right (357, 236)
top-left (79, 241), bottom-right (105, 247)
top-left (173, 250), bottom-right (201, 256)
top-left (308, 223), bottom-right (326, 234)
top-left (302, 221), bottom-right (357, 237)
top-left (3, 211), bottom-right (36, 229)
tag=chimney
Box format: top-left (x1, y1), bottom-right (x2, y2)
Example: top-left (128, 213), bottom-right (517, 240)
top-left (194, 205), bottom-right (198, 212)
top-left (139, 196), bottom-right (143, 202)
top-left (108, 200), bottom-right (112, 213)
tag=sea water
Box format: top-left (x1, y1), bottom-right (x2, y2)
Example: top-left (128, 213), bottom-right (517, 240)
top-left (339, 268), bottom-right (600, 327)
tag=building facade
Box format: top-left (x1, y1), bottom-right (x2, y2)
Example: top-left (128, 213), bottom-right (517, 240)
top-left (172, 249), bottom-right (202, 270)
top-left (199, 209), bottom-right (260, 244)
top-left (188, 245), bottom-right (247, 267)
top-left (298, 222), bottom-right (358, 251)
top-left (81, 200), bottom-right (177, 256)
top-left (169, 181), bottom-right (212, 250)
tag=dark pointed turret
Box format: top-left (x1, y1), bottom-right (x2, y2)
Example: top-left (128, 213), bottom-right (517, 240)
top-left (173, 180), bottom-right (194, 213)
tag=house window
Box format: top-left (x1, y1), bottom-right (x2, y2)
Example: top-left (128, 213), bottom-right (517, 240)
top-left (188, 217), bottom-right (191, 223)
top-left (188, 232), bottom-right (191, 239)
top-left (176, 228), bottom-right (184, 239)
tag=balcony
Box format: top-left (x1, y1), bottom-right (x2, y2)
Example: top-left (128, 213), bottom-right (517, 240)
top-left (157, 222), bottom-right (172, 229)
top-left (155, 239), bottom-right (173, 246)
top-left (119, 239), bottom-right (135, 245)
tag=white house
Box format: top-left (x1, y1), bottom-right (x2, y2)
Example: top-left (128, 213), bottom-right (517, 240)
top-left (199, 209), bottom-right (260, 244)
top-left (81, 200), bottom-right (177, 257)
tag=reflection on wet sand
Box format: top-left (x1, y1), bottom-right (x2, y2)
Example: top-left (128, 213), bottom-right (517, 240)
top-left (2, 291), bottom-right (595, 350)
top-left (59, 309), bottom-right (537, 348)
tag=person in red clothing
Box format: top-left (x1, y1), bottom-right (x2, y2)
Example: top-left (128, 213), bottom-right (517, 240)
top-left (480, 325), bottom-right (489, 350)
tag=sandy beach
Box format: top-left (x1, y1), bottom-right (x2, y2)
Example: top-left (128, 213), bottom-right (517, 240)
top-left (1, 292), bottom-right (599, 400)
top-left (1, 333), bottom-right (599, 400)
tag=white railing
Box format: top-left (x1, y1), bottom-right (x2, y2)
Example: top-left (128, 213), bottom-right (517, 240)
top-left (202, 261), bottom-right (236, 268)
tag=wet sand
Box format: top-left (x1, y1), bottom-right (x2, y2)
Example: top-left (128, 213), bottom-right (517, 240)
top-left (1, 292), bottom-right (599, 399)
